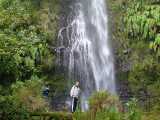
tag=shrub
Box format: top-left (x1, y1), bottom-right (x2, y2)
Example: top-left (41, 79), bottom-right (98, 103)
top-left (74, 91), bottom-right (123, 120)
top-left (0, 76), bottom-right (49, 120)
top-left (0, 95), bottom-right (29, 120)
top-left (125, 98), bottom-right (142, 120)
top-left (11, 76), bottom-right (49, 112)
top-left (73, 91), bottom-right (144, 120)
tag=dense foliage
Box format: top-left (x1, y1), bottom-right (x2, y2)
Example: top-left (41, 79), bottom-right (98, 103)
top-left (0, 76), bottom-right (46, 120)
top-left (0, 0), bottom-right (61, 119)
top-left (73, 91), bottom-right (143, 120)
top-left (108, 0), bottom-right (160, 113)
top-left (0, 0), bottom-right (160, 119)
top-left (123, 0), bottom-right (160, 52)
top-left (0, 0), bottom-right (54, 85)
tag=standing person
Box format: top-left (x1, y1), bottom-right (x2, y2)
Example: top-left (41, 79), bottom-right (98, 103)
top-left (70, 81), bottom-right (81, 113)
top-left (42, 85), bottom-right (49, 97)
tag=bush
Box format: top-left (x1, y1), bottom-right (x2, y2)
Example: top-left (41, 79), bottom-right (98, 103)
top-left (73, 91), bottom-right (144, 120)
top-left (11, 76), bottom-right (49, 112)
top-left (0, 96), bottom-right (29, 120)
top-left (125, 98), bottom-right (142, 120)
top-left (74, 91), bottom-right (122, 120)
top-left (0, 76), bottom-right (49, 120)
top-left (89, 91), bottom-right (120, 114)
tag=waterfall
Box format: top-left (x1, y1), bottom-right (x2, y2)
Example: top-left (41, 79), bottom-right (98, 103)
top-left (58, 0), bottom-right (116, 111)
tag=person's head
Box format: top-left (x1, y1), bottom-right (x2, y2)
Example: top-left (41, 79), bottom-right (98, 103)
top-left (75, 81), bottom-right (80, 87)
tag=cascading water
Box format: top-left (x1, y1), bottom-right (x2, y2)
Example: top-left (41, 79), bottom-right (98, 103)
top-left (58, 0), bottom-right (116, 111)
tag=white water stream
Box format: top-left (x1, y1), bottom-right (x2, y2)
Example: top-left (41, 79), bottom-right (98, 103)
top-left (58, 0), bottom-right (116, 111)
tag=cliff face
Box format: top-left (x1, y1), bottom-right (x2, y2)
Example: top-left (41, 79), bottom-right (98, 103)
top-left (39, 0), bottom-right (160, 111)
top-left (38, 0), bottom-right (74, 111)
top-left (46, 0), bottom-right (131, 110)
top-left (107, 0), bottom-right (160, 111)
top-left (106, 0), bottom-right (133, 103)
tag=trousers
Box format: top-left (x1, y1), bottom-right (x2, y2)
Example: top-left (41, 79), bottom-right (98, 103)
top-left (71, 97), bottom-right (78, 112)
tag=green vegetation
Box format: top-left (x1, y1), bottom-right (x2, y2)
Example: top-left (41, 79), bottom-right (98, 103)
top-left (0, 76), bottom-right (47, 120)
top-left (0, 0), bottom-right (160, 119)
top-left (0, 0), bottom-right (62, 119)
top-left (73, 91), bottom-right (143, 120)
top-left (0, 0), bottom-right (53, 84)
top-left (107, 0), bottom-right (160, 118)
